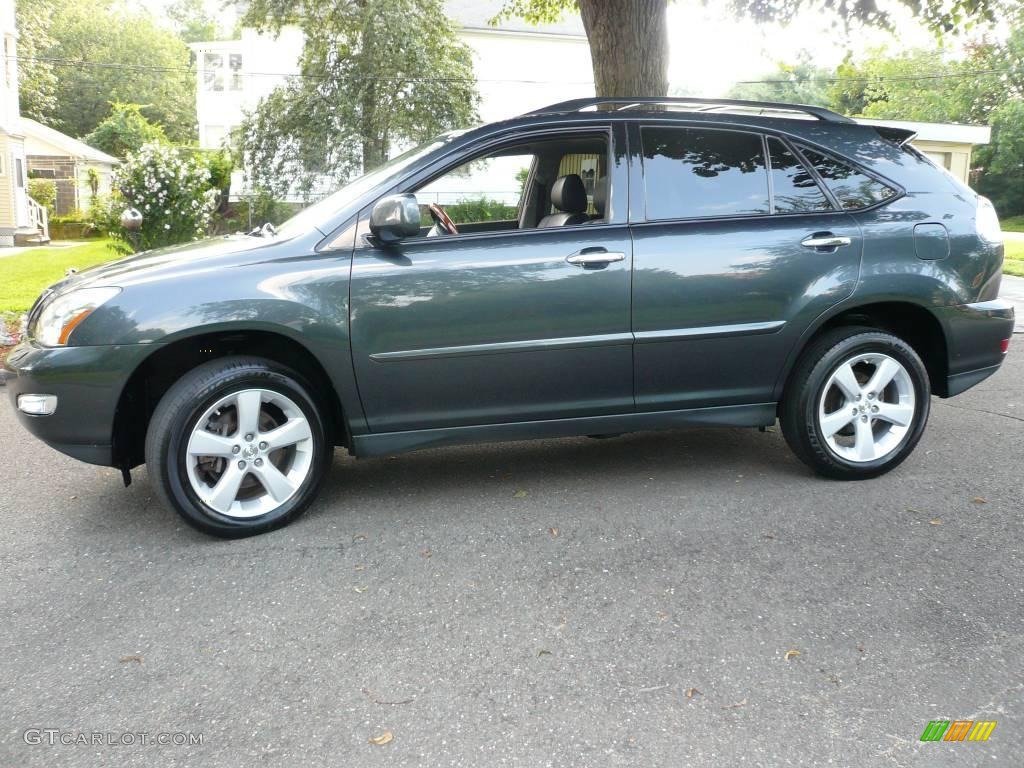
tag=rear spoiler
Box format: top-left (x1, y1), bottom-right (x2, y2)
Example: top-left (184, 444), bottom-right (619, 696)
top-left (872, 125), bottom-right (918, 147)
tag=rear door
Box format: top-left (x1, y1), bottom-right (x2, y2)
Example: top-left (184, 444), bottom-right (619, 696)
top-left (628, 123), bottom-right (863, 411)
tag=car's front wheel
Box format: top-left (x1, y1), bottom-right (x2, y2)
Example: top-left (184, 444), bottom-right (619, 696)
top-left (781, 326), bottom-right (931, 479)
top-left (145, 356), bottom-right (332, 538)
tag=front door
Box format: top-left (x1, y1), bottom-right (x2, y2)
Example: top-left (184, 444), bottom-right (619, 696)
top-left (349, 126), bottom-right (633, 432)
top-left (10, 145), bottom-right (28, 227)
top-left (628, 123), bottom-right (864, 411)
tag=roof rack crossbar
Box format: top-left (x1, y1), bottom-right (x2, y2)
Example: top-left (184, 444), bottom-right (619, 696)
top-left (523, 97), bottom-right (854, 124)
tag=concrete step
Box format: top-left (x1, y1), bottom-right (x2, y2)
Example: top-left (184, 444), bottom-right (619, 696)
top-left (14, 229), bottom-right (50, 246)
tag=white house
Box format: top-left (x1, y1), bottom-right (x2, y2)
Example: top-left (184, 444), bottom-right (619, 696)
top-left (0, 0), bottom-right (47, 245)
top-left (189, 2), bottom-right (595, 155)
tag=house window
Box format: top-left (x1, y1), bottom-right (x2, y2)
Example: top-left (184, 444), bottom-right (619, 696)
top-left (203, 52), bottom-right (243, 92)
top-left (15, 158), bottom-right (24, 188)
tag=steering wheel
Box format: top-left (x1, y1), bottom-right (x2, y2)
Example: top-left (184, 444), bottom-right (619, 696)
top-left (427, 203), bottom-right (459, 236)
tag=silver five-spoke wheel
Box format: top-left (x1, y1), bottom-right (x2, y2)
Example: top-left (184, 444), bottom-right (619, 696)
top-left (185, 388), bottom-right (314, 518)
top-left (817, 352), bottom-right (916, 463)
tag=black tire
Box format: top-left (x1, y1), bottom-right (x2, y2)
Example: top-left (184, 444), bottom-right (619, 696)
top-left (145, 356), bottom-right (331, 538)
top-left (780, 326), bottom-right (931, 480)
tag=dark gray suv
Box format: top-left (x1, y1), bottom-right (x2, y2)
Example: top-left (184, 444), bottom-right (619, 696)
top-left (4, 97), bottom-right (1015, 537)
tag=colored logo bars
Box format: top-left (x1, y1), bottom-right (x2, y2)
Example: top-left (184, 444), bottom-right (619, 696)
top-left (920, 720), bottom-right (997, 742)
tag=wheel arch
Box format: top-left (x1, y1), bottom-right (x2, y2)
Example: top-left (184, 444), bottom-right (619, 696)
top-left (776, 300), bottom-right (950, 403)
top-left (112, 327), bottom-right (350, 470)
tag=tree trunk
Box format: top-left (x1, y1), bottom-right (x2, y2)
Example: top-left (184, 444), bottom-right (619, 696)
top-left (578, 0), bottom-right (669, 97)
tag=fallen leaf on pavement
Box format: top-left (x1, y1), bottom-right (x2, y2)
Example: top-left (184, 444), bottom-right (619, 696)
top-left (513, 490), bottom-right (528, 498)
top-left (722, 698), bottom-right (747, 709)
top-left (784, 649), bottom-right (801, 661)
top-left (929, 518), bottom-right (942, 526)
top-left (368, 731), bottom-right (393, 746)
top-left (685, 687), bottom-right (701, 699)
top-left (353, 585), bottom-right (368, 593)
top-left (537, 649), bottom-right (552, 657)
top-left (972, 497), bottom-right (987, 504)
top-left (120, 655), bottom-right (143, 664)
top-left (549, 527), bottom-right (558, 537)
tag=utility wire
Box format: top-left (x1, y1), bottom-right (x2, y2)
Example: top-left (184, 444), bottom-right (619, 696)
top-left (8, 54), bottom-right (1018, 86)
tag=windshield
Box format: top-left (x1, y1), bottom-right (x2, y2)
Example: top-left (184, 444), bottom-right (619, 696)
top-left (275, 131), bottom-right (469, 238)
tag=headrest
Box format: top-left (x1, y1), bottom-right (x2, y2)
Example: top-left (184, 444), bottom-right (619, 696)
top-left (550, 174), bottom-right (587, 214)
top-left (592, 177), bottom-right (607, 216)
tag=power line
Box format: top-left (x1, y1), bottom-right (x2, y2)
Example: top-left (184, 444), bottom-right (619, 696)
top-left (9, 54), bottom-right (1018, 87)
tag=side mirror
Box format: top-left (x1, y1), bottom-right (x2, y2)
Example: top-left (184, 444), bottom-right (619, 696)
top-left (369, 194), bottom-right (421, 243)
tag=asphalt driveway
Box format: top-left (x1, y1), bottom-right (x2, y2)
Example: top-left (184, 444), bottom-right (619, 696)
top-left (1, 354), bottom-right (1022, 767)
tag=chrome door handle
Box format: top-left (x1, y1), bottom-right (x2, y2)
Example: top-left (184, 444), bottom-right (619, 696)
top-left (566, 249), bottom-right (625, 266)
top-left (801, 234), bottom-right (852, 249)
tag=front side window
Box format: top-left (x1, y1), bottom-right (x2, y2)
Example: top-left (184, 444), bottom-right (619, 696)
top-left (416, 152), bottom-right (531, 227)
top-left (640, 127), bottom-right (769, 220)
top-left (797, 145), bottom-right (897, 210)
top-left (766, 138), bottom-right (833, 214)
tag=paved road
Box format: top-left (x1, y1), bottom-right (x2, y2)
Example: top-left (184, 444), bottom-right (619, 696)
top-left (1, 355), bottom-right (1022, 767)
top-left (1001, 274), bottom-right (1024, 333)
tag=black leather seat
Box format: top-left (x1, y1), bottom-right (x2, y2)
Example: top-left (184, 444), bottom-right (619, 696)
top-left (537, 174), bottom-right (590, 228)
top-left (585, 177), bottom-right (607, 223)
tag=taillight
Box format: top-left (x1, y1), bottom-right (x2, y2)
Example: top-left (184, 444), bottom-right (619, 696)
top-left (1001, 338), bottom-right (1011, 355)
top-left (976, 196), bottom-right (1002, 244)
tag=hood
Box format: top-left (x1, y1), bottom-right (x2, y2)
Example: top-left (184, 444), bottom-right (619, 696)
top-left (54, 234), bottom-right (297, 295)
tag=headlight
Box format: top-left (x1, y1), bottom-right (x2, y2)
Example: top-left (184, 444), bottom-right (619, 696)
top-left (33, 287), bottom-right (121, 346)
top-left (976, 196), bottom-right (1002, 244)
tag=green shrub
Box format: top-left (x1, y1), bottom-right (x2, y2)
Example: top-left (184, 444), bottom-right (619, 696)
top-left (111, 142), bottom-right (219, 251)
top-left (28, 178), bottom-right (57, 213)
top-left (443, 197), bottom-right (518, 223)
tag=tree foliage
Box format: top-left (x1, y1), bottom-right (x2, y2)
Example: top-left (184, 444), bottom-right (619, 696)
top-left (498, 0), bottom-right (1010, 97)
top-left (165, 0), bottom-right (221, 44)
top-left (85, 103), bottom-right (169, 158)
top-left (727, 56), bottom-right (833, 106)
top-left (26, 0), bottom-right (196, 141)
top-left (238, 0), bottom-right (479, 198)
top-left (14, 0), bottom-right (58, 122)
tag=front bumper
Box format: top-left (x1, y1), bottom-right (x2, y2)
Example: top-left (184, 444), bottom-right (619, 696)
top-left (939, 298), bottom-right (1015, 397)
top-left (3, 340), bottom-right (151, 466)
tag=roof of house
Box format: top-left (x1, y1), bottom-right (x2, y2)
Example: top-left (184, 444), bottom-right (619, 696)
top-left (855, 118), bottom-right (991, 146)
top-left (446, 0), bottom-right (586, 37)
top-left (20, 117), bottom-right (120, 164)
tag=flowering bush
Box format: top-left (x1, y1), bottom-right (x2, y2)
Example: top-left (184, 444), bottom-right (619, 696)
top-left (112, 142), bottom-right (220, 252)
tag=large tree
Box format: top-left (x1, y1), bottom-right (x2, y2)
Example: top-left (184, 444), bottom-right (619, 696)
top-left (25, 0), bottom-right (196, 141)
top-left (497, 0), bottom-right (1008, 98)
top-left (727, 55), bottom-right (833, 107)
top-left (238, 0), bottom-right (479, 197)
top-left (13, 0), bottom-right (58, 122)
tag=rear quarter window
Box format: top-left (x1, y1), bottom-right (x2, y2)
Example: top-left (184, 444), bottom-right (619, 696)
top-left (797, 145), bottom-right (897, 210)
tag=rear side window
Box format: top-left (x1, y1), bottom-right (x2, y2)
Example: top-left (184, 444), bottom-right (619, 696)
top-left (641, 127), bottom-right (769, 220)
top-left (797, 145), bottom-right (897, 210)
top-left (766, 138), bottom-right (833, 213)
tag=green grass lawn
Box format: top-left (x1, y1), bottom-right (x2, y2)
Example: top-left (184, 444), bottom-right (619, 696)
top-left (1001, 215), bottom-right (1024, 233)
top-left (1005, 238), bottom-right (1024, 277)
top-left (0, 239), bottom-right (121, 312)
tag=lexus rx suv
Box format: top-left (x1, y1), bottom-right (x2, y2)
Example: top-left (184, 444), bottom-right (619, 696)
top-left (5, 97), bottom-right (1014, 538)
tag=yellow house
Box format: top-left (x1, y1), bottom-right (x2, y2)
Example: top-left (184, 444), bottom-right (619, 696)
top-left (855, 118), bottom-right (991, 185)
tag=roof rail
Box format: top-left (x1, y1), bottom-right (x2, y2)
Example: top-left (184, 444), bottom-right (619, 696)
top-left (523, 97), bottom-right (854, 124)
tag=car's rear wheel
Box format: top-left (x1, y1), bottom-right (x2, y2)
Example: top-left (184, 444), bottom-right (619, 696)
top-left (145, 356), bottom-right (331, 538)
top-left (780, 326), bottom-right (931, 479)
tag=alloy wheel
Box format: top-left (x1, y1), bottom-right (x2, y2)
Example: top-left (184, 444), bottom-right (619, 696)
top-left (184, 388), bottom-right (314, 518)
top-left (816, 353), bottom-right (917, 463)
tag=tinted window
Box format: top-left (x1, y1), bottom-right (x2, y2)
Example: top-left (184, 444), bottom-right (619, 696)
top-left (766, 138), bottom-right (832, 213)
top-left (641, 127), bottom-right (769, 220)
top-left (797, 145), bottom-right (897, 210)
